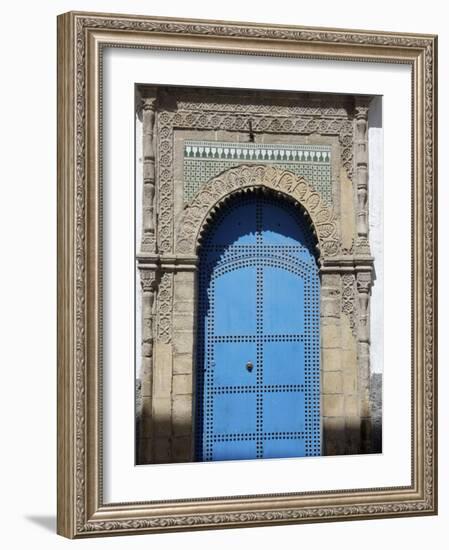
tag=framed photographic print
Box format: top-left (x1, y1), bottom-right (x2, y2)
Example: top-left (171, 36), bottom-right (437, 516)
top-left (57, 11), bottom-right (438, 538)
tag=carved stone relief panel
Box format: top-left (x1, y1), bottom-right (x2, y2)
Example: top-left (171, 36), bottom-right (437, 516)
top-left (175, 164), bottom-right (339, 258)
top-left (155, 88), bottom-right (355, 256)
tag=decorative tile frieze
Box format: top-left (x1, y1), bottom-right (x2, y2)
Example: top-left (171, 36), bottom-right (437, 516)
top-left (183, 141), bottom-right (332, 204)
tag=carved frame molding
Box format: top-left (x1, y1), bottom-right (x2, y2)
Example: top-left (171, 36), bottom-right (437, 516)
top-left (57, 11), bottom-right (437, 538)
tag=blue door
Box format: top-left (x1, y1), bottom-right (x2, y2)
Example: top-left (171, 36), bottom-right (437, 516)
top-left (195, 194), bottom-right (320, 461)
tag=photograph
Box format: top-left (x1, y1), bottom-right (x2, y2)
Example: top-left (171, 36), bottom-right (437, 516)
top-left (134, 85), bottom-right (383, 465)
top-left (55, 10), bottom-right (437, 537)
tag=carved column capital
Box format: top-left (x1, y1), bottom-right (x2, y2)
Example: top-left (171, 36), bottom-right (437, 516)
top-left (142, 96), bottom-right (157, 112)
top-left (139, 268), bottom-right (158, 292)
top-left (355, 106), bottom-right (369, 121)
top-left (356, 271), bottom-right (372, 294)
top-left (356, 271), bottom-right (372, 348)
top-left (355, 96), bottom-right (371, 115)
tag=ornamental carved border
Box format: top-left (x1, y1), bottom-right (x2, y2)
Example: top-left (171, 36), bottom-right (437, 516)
top-left (175, 164), bottom-right (338, 258)
top-left (341, 273), bottom-right (357, 336)
top-left (156, 272), bottom-right (173, 343)
top-left (81, 499), bottom-right (433, 533)
top-left (156, 107), bottom-right (353, 255)
top-left (66, 13), bottom-right (436, 535)
top-left (81, 15), bottom-right (434, 48)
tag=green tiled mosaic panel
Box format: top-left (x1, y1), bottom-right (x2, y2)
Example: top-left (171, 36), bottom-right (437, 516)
top-left (183, 141), bottom-right (333, 204)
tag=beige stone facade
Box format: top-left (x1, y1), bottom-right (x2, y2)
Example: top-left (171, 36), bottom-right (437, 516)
top-left (135, 85), bottom-right (376, 464)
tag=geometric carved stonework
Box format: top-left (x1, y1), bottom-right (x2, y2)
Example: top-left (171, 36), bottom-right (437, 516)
top-left (176, 165), bottom-right (339, 259)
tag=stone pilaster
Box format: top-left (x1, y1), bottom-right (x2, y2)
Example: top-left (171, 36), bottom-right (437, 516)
top-left (320, 273), bottom-right (345, 455)
top-left (141, 95), bottom-right (157, 253)
top-left (137, 267), bottom-right (158, 463)
top-left (356, 270), bottom-right (373, 452)
top-left (354, 98), bottom-right (371, 255)
top-left (352, 96), bottom-right (374, 452)
top-left (152, 270), bottom-right (174, 463)
top-left (321, 270), bottom-right (362, 455)
top-left (146, 257), bottom-right (198, 464)
top-left (171, 264), bottom-right (197, 462)
top-left (136, 89), bottom-right (159, 462)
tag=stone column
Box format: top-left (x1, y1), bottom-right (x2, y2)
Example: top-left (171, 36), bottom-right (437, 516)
top-left (141, 95), bottom-right (157, 254)
top-left (356, 270), bottom-right (373, 452)
top-left (138, 268), bottom-right (158, 463)
top-left (354, 98), bottom-right (370, 254)
top-left (136, 90), bottom-right (159, 463)
top-left (353, 97), bottom-right (374, 452)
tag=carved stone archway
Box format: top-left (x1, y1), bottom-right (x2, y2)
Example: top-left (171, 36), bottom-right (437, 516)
top-left (175, 165), bottom-right (340, 260)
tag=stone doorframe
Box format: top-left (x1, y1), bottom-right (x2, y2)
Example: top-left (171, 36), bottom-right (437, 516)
top-left (138, 164), bottom-right (374, 463)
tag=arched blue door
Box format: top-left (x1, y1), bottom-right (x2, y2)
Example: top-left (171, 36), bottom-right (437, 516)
top-left (196, 193), bottom-right (320, 461)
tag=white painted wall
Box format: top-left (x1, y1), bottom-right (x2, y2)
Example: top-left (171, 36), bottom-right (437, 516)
top-left (0, 1), bottom-right (445, 549)
top-left (369, 96), bottom-right (384, 374)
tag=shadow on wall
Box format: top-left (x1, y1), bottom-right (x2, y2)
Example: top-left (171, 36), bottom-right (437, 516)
top-left (370, 372), bottom-right (383, 453)
top-left (135, 373), bottom-right (382, 464)
top-left (24, 515), bottom-right (56, 533)
top-left (323, 372), bottom-right (382, 456)
top-left (135, 378), bottom-right (194, 464)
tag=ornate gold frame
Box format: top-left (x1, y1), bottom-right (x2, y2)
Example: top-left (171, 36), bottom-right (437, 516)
top-left (57, 11), bottom-right (438, 538)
